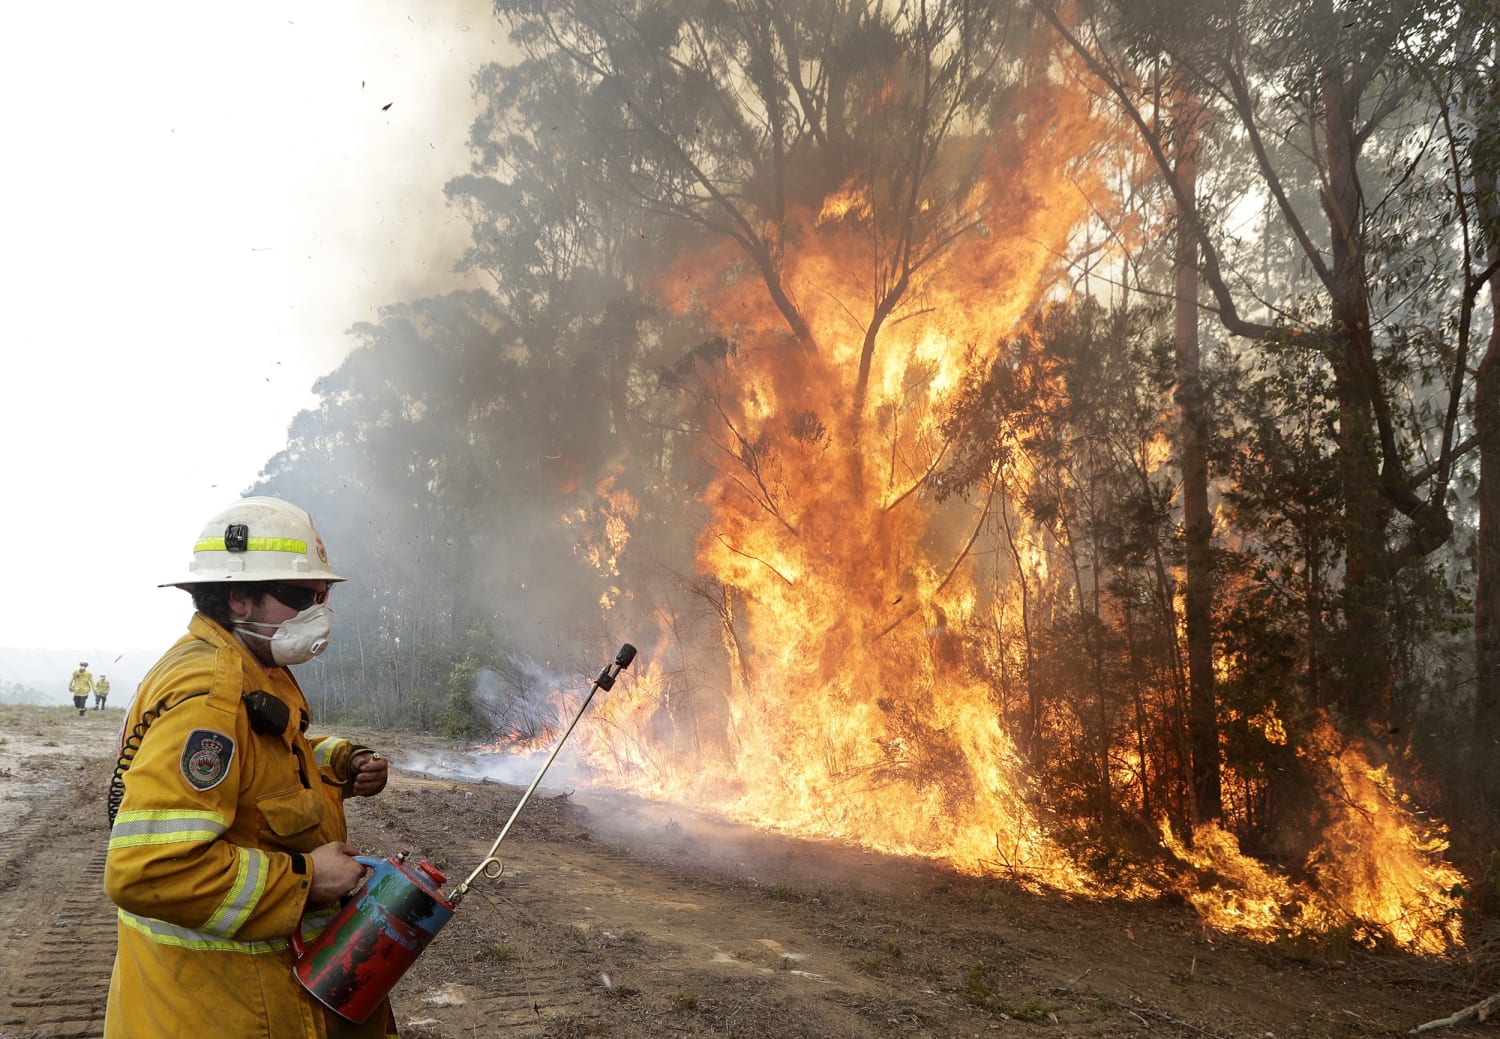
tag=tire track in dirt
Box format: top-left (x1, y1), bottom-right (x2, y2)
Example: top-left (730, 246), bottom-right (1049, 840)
top-left (0, 759), bottom-right (113, 1039)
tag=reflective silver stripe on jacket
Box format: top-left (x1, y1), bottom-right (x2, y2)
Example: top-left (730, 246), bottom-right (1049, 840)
top-left (312, 737), bottom-right (351, 767)
top-left (202, 847), bottom-right (270, 937)
top-left (117, 908), bottom-right (289, 953)
top-left (116, 903), bottom-right (340, 952)
top-left (108, 809), bottom-right (229, 849)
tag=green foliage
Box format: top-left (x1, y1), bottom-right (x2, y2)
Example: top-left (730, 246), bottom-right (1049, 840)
top-left (1450, 852), bottom-right (1500, 921)
top-left (437, 652), bottom-right (490, 740)
top-left (941, 297), bottom-right (1191, 828)
top-left (959, 961), bottom-right (1047, 1019)
top-left (762, 881), bottom-right (805, 903)
top-left (854, 940), bottom-right (904, 976)
top-left (474, 943), bottom-right (512, 963)
top-left (1272, 924), bottom-right (1352, 966)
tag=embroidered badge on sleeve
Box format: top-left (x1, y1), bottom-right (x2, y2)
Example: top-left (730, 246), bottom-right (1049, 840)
top-left (181, 729), bottom-right (236, 791)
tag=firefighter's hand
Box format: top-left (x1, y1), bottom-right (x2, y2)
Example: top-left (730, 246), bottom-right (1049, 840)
top-left (350, 750), bottom-right (388, 797)
top-left (308, 842), bottom-right (366, 906)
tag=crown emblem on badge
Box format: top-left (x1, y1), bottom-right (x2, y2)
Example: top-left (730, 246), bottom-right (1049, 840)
top-left (181, 728), bottom-right (235, 791)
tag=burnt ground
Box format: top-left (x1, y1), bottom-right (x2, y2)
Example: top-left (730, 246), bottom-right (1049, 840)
top-left (0, 703), bottom-right (1496, 1039)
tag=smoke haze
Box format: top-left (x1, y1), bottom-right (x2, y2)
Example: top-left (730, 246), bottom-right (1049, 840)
top-left (1, 0), bottom-right (502, 664)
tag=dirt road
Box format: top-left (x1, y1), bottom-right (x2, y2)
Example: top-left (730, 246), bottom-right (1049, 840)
top-left (0, 704), bottom-right (1490, 1038)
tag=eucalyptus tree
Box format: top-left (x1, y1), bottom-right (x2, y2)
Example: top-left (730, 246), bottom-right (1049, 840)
top-left (1040, 0), bottom-right (1481, 735)
top-left (937, 298), bottom-right (1187, 833)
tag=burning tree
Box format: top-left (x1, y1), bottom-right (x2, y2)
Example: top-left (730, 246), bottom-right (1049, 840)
top-left (467, 0), bottom-right (1129, 867)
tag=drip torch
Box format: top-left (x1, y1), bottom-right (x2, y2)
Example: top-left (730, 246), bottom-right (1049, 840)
top-left (290, 642), bottom-right (637, 1022)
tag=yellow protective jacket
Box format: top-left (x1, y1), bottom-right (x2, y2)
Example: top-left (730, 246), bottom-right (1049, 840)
top-left (69, 667), bottom-right (94, 695)
top-left (96, 677), bottom-right (111, 698)
top-left (103, 614), bottom-right (397, 1038)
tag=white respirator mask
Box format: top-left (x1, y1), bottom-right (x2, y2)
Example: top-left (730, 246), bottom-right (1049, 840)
top-left (235, 603), bottom-right (332, 666)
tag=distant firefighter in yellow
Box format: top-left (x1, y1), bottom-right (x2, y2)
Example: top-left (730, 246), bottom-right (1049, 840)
top-left (68, 661), bottom-right (94, 717)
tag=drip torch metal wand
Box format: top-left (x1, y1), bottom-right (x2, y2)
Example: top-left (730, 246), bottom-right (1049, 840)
top-left (447, 642), bottom-right (636, 906)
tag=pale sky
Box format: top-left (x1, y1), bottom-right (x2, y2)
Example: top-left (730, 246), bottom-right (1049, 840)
top-left (1, 1), bottom-right (498, 688)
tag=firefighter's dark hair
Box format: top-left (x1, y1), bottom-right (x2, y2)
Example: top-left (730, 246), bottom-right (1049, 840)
top-left (190, 583), bottom-right (270, 628)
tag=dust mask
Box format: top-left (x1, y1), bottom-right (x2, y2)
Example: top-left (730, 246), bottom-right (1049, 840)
top-left (235, 603), bottom-right (332, 666)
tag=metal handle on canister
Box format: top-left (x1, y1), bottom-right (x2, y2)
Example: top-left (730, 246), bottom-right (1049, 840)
top-left (291, 854), bottom-right (456, 1023)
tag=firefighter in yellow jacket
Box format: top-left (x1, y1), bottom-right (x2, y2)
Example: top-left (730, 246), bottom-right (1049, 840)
top-left (94, 673), bottom-right (111, 710)
top-left (68, 661), bottom-right (93, 716)
top-left (103, 497), bottom-right (398, 1038)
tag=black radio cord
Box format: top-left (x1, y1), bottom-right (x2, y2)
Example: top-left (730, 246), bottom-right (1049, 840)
top-left (106, 692), bottom-right (211, 827)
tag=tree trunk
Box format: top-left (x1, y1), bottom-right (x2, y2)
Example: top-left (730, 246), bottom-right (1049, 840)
top-left (1320, 48), bottom-right (1392, 724)
top-left (1472, 56), bottom-right (1500, 775)
top-left (1174, 100), bottom-right (1220, 823)
top-left (1477, 350), bottom-right (1500, 755)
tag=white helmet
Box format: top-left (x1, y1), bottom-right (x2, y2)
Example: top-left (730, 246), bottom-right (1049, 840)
top-left (162, 496), bottom-right (345, 587)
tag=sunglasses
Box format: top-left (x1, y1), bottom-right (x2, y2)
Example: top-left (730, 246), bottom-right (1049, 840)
top-left (265, 584), bottom-right (330, 612)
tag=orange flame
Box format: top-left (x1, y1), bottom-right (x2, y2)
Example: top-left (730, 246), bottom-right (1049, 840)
top-left (1159, 718), bottom-right (1461, 953)
top-left (563, 468), bottom-right (638, 608)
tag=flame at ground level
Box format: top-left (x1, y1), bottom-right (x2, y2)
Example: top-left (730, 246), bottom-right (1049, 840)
top-left (485, 666), bottom-right (1464, 956)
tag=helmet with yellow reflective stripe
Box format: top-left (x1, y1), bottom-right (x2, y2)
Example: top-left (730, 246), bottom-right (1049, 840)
top-left (161, 496), bottom-right (345, 587)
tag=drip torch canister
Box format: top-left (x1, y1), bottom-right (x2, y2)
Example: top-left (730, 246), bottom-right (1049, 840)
top-left (289, 642), bottom-right (636, 1021)
top-left (448, 641), bottom-right (636, 906)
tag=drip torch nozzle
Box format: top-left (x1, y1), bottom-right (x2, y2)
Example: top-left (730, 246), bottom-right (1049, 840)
top-left (596, 643), bottom-right (637, 690)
